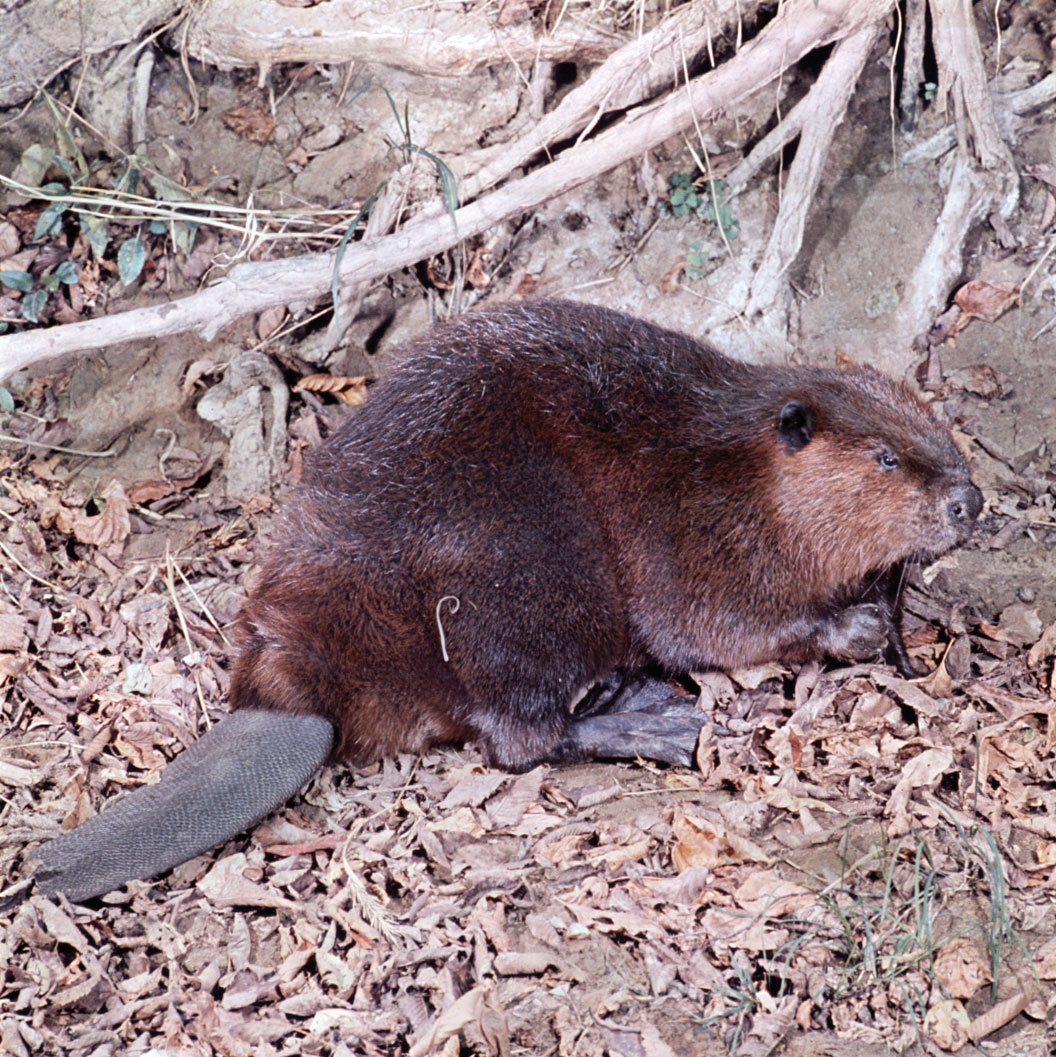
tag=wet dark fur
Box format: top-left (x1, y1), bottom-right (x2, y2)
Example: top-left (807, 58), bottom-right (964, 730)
top-left (231, 300), bottom-right (980, 770)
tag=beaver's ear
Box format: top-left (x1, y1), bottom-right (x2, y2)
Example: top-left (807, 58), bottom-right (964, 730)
top-left (777, 400), bottom-right (816, 451)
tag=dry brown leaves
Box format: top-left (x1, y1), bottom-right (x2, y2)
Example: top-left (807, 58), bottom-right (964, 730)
top-left (3, 448), bottom-right (1056, 1055)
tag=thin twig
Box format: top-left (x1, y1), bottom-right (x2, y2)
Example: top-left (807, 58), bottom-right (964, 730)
top-left (0, 434), bottom-right (117, 457)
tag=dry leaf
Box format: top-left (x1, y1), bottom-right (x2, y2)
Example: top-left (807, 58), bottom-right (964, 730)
top-left (440, 771), bottom-right (507, 810)
top-left (1041, 190), bottom-right (1056, 231)
top-left (294, 373), bottom-right (368, 405)
top-left (965, 993), bottom-right (1030, 1044)
top-left (197, 854), bottom-right (299, 908)
top-left (945, 364), bottom-right (1002, 398)
top-left (923, 998), bottom-right (970, 1051)
top-left (886, 747), bottom-right (954, 835)
top-left (640, 1022), bottom-right (679, 1057)
top-left (70, 480), bottom-right (131, 547)
top-left (257, 305), bottom-right (287, 340)
top-left (466, 246), bottom-right (492, 290)
top-left (430, 806), bottom-right (485, 837)
top-left (933, 938), bottom-right (990, 999)
top-left (671, 807), bottom-right (771, 871)
top-left (1027, 162), bottom-right (1056, 189)
top-left (952, 279), bottom-right (1019, 325)
top-left (734, 870), bottom-right (816, 917)
top-left (223, 106), bottom-right (275, 143)
top-left (486, 766), bottom-right (545, 828)
top-left (407, 986), bottom-right (490, 1057)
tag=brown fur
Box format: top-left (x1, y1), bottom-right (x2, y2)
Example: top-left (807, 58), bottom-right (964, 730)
top-left (229, 300), bottom-right (980, 770)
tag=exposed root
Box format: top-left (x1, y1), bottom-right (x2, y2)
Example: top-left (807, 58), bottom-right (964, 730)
top-left (0, 0), bottom-right (860, 380)
top-left (898, 0), bottom-right (928, 133)
top-left (0, 0), bottom-right (1036, 383)
top-left (744, 19), bottom-right (885, 320)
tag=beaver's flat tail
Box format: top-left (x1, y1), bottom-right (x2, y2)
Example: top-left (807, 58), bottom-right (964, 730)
top-left (35, 710), bottom-right (334, 902)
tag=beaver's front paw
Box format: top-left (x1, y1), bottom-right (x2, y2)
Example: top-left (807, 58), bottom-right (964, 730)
top-left (823, 603), bottom-right (890, 661)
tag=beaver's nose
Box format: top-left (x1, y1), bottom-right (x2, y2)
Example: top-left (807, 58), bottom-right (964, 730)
top-left (947, 481), bottom-right (983, 525)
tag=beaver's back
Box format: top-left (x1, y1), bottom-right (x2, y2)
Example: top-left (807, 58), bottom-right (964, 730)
top-left (232, 300), bottom-right (980, 766)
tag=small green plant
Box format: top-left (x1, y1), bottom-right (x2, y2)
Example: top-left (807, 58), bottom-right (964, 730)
top-left (700, 178), bottom-right (739, 242)
top-left (684, 239), bottom-right (709, 281)
top-left (923, 82), bottom-right (938, 101)
top-left (659, 171), bottom-right (739, 242)
top-left (0, 258), bottom-right (80, 324)
top-left (0, 92), bottom-right (212, 329)
top-left (666, 171), bottom-right (701, 217)
top-left (331, 85), bottom-right (461, 338)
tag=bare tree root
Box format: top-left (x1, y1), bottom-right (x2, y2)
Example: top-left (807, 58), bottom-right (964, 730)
top-left (899, 157), bottom-right (994, 357)
top-left (318, 0), bottom-right (755, 356)
top-left (0, 0), bottom-right (1033, 382)
top-left (744, 19), bottom-right (886, 321)
top-left (888, 0), bottom-right (1020, 372)
top-left (929, 0), bottom-right (1016, 175)
top-left (450, 0), bottom-right (750, 206)
top-left (898, 0), bottom-right (928, 132)
top-left (0, 0), bottom-right (871, 381)
top-left (903, 72), bottom-right (1056, 165)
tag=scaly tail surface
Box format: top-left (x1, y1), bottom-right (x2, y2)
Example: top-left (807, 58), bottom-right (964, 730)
top-left (35, 710), bottom-right (334, 902)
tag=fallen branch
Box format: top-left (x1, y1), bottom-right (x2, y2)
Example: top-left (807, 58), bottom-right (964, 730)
top-left (0, 0), bottom-right (868, 382)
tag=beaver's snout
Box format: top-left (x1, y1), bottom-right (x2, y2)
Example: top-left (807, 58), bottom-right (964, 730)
top-left (947, 480), bottom-right (983, 530)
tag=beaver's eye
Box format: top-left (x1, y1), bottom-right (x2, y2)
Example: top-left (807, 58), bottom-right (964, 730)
top-left (878, 450), bottom-right (899, 471)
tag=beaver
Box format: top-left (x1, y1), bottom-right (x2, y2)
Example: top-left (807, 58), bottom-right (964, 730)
top-left (34, 299), bottom-right (982, 901)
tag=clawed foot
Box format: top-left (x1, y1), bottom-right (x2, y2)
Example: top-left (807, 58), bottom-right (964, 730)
top-left (563, 691), bottom-right (706, 767)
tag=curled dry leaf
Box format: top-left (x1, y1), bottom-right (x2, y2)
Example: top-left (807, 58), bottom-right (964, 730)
top-left (294, 373), bottom-right (368, 406)
top-left (485, 765), bottom-right (545, 828)
top-left (952, 279), bottom-right (1019, 326)
top-left (1026, 162), bottom-right (1056, 189)
top-left (671, 805), bottom-right (772, 871)
top-left (70, 480), bottom-right (131, 547)
top-left (466, 246), bottom-right (492, 290)
top-left (1041, 190), bottom-right (1056, 231)
top-left (406, 986), bottom-right (494, 1057)
top-left (965, 992), bottom-right (1030, 1044)
top-left (1036, 840), bottom-right (1056, 866)
top-left (182, 356), bottom-right (225, 394)
top-left (1034, 935), bottom-right (1056, 979)
top-left (1026, 622), bottom-right (1056, 667)
top-left (639, 1022), bottom-right (679, 1057)
top-left (885, 746), bottom-right (954, 836)
top-left (944, 364), bottom-right (1002, 399)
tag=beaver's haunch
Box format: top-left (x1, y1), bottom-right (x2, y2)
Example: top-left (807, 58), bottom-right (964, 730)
top-left (35, 300), bottom-right (981, 900)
